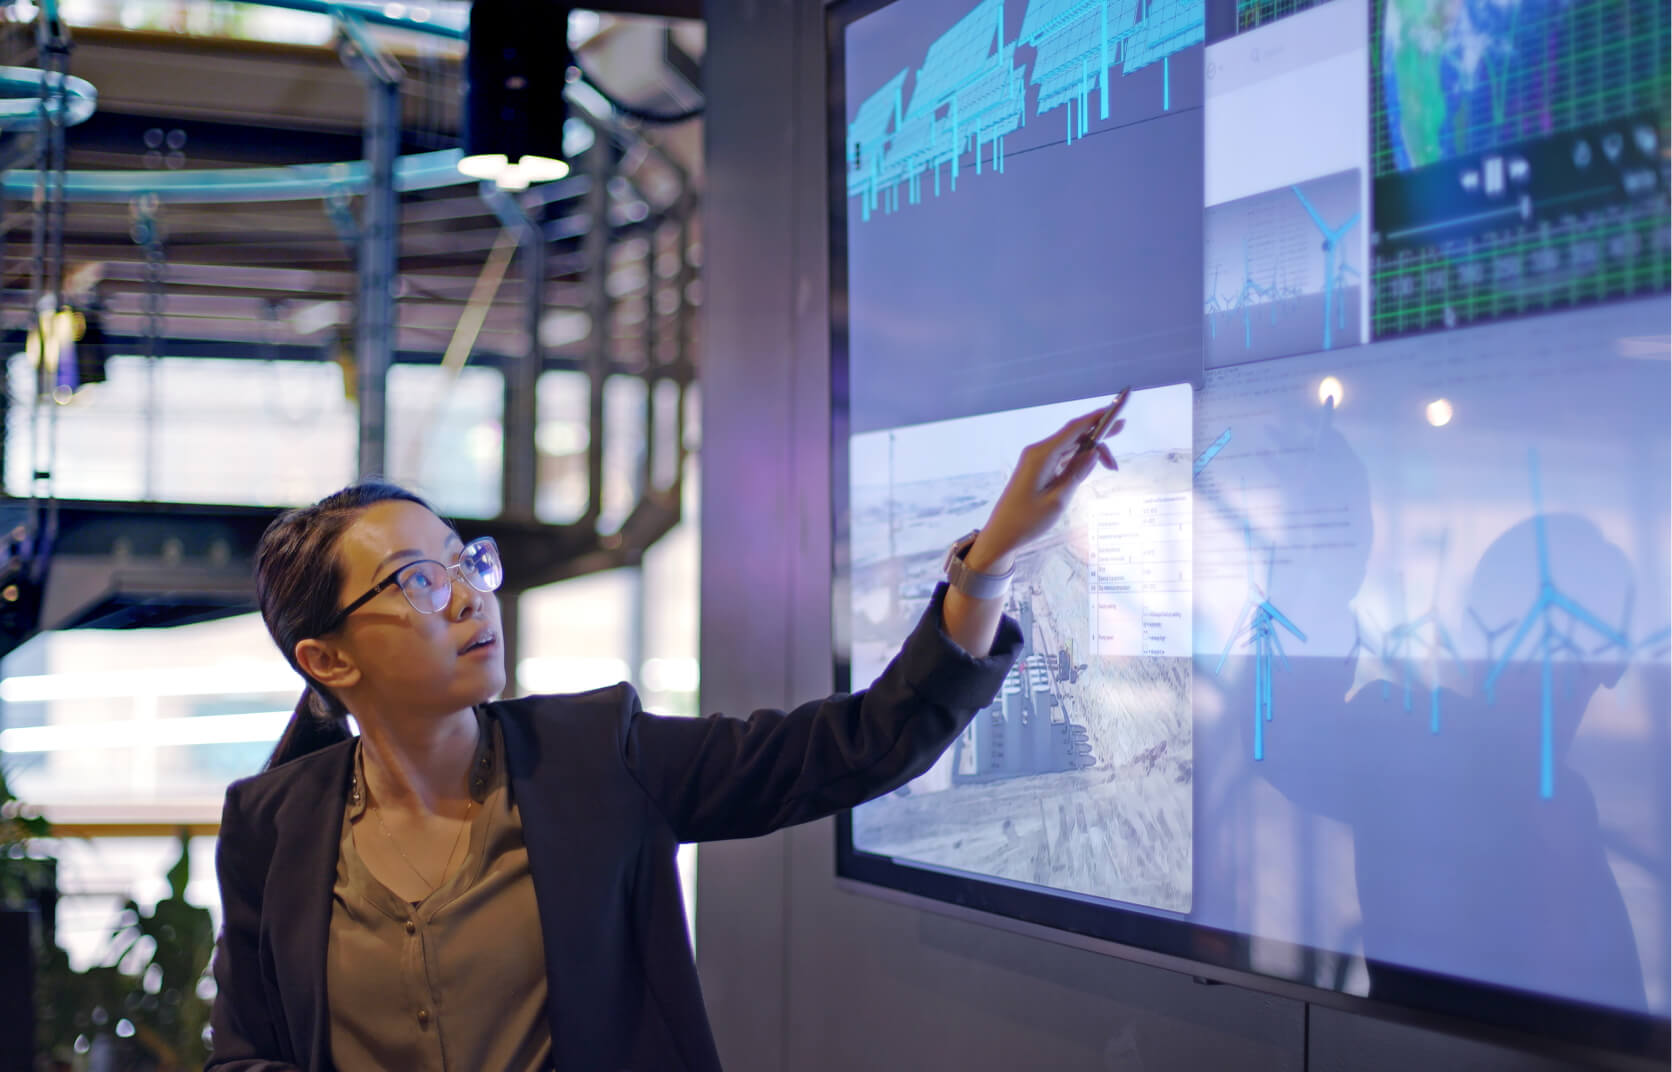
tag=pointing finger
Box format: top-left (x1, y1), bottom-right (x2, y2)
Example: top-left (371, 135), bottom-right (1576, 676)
top-left (1052, 406), bottom-right (1112, 450)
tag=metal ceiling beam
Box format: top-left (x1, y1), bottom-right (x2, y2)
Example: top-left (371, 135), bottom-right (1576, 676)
top-left (334, 8), bottom-right (403, 480)
top-left (0, 148), bottom-right (474, 203)
top-left (0, 494), bottom-right (683, 655)
top-left (0, 1), bottom-right (701, 653)
top-left (0, 329), bottom-right (695, 383)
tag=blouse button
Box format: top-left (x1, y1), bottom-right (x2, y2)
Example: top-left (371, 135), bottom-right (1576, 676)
top-left (417, 1009), bottom-right (431, 1028)
top-left (404, 919), bottom-right (416, 936)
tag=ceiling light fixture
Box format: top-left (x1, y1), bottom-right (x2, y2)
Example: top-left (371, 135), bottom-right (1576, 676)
top-left (460, 2), bottom-right (573, 189)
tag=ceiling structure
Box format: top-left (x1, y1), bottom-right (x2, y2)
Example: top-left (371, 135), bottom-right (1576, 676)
top-left (0, 5), bottom-right (704, 367)
top-left (0, 2), bottom-right (706, 654)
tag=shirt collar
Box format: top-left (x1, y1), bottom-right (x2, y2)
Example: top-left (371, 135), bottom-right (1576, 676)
top-left (347, 706), bottom-right (496, 819)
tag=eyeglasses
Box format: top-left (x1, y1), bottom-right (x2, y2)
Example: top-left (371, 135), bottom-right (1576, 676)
top-left (321, 536), bottom-right (504, 634)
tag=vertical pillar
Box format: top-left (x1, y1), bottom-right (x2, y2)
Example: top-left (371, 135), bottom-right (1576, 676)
top-left (356, 76), bottom-right (399, 481)
top-left (626, 563), bottom-right (645, 694)
top-left (499, 199), bottom-right (543, 522)
top-left (500, 589), bottom-right (522, 698)
top-left (583, 129), bottom-right (612, 525)
top-left (642, 225), bottom-right (658, 496)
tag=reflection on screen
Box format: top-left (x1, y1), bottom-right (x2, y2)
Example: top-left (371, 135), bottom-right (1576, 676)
top-left (840, 0), bottom-right (1670, 1031)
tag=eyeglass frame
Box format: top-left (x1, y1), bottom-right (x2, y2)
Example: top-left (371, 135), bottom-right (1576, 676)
top-left (319, 535), bottom-right (503, 635)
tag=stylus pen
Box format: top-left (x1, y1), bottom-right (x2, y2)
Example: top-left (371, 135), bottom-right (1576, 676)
top-left (1075, 386), bottom-right (1132, 456)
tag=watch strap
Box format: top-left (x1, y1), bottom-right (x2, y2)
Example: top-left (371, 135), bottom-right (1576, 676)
top-left (945, 532), bottom-right (1014, 600)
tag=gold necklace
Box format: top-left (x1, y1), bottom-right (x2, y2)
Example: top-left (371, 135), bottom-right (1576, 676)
top-left (370, 785), bottom-right (475, 894)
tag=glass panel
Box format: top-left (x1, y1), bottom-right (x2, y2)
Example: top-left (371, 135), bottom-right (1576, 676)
top-left (385, 364), bottom-right (505, 519)
top-left (517, 570), bottom-right (635, 694)
top-left (532, 371), bottom-right (653, 530)
top-left (4, 354), bottom-right (357, 506)
top-left (0, 613), bottom-right (297, 813)
top-left (601, 376), bottom-right (648, 533)
top-left (640, 454), bottom-right (699, 720)
top-left (534, 370), bottom-right (591, 524)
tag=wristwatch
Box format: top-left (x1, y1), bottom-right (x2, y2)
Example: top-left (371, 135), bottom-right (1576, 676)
top-left (943, 529), bottom-right (1014, 600)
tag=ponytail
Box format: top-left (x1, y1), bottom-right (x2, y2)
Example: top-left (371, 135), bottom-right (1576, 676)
top-left (264, 686), bottom-right (352, 771)
top-left (253, 482), bottom-right (431, 772)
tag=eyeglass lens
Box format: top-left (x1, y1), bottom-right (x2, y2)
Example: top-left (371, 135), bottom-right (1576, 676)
top-left (394, 538), bottom-right (503, 615)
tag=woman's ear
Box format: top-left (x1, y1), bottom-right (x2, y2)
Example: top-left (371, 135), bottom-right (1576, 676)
top-left (295, 638), bottom-right (360, 692)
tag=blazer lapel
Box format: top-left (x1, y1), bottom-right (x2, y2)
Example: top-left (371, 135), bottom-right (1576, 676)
top-left (498, 703), bottom-right (631, 1070)
top-left (262, 742), bottom-right (354, 1071)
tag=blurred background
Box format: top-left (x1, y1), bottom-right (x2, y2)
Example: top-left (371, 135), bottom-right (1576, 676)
top-left (0, 3), bottom-right (702, 1067)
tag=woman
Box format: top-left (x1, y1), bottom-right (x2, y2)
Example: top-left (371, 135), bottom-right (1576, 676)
top-left (207, 408), bottom-right (1121, 1071)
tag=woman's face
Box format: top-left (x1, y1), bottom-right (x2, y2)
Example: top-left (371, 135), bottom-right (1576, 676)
top-left (324, 499), bottom-right (506, 716)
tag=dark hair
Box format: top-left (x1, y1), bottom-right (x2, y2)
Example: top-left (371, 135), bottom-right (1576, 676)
top-left (257, 482), bottom-right (434, 770)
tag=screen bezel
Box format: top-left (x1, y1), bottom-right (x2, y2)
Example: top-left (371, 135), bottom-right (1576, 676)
top-left (824, 0), bottom-right (1671, 1062)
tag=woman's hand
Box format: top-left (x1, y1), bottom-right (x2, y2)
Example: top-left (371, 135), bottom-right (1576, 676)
top-left (963, 406), bottom-right (1122, 575)
top-left (941, 405), bottom-right (1122, 657)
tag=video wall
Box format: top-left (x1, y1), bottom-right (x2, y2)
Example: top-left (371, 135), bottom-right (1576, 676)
top-left (830, 0), bottom-right (1670, 1056)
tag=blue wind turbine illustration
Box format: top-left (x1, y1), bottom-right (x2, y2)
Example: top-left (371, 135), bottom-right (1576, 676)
top-left (1216, 498), bottom-right (1306, 762)
top-left (1290, 183), bottom-right (1360, 351)
top-left (1380, 535), bottom-right (1461, 734)
top-left (1483, 451), bottom-right (1631, 799)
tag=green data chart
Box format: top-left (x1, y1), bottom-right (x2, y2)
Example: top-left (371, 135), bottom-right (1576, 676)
top-left (1369, 0), bottom-right (1670, 337)
top-left (1234, 0), bottom-right (1328, 34)
top-left (1373, 0), bottom-right (1670, 175)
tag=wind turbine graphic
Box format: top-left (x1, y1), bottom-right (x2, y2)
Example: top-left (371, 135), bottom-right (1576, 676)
top-left (1290, 184), bottom-right (1361, 351)
top-left (1467, 606), bottom-right (1515, 663)
top-left (1235, 236), bottom-right (1283, 351)
top-left (1193, 427), bottom-right (1231, 478)
top-left (1345, 608), bottom-right (1381, 667)
top-left (1379, 534), bottom-right (1461, 734)
top-left (1205, 262), bottom-right (1225, 338)
top-left (1483, 450), bottom-right (1632, 799)
top-left (1215, 490), bottom-right (1307, 762)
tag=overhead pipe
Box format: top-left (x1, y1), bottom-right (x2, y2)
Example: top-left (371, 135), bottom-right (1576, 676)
top-left (0, 149), bottom-right (475, 204)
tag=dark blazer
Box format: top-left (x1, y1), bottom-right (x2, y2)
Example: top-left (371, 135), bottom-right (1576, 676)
top-left (206, 586), bottom-right (1021, 1071)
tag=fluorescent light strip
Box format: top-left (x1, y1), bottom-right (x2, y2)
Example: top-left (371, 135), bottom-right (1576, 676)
top-left (0, 663), bottom-right (304, 703)
top-left (516, 656), bottom-right (630, 694)
top-left (0, 711), bottom-right (292, 754)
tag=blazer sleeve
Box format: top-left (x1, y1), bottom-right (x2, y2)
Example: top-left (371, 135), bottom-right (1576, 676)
top-left (204, 784), bottom-right (301, 1072)
top-left (621, 583), bottom-right (1022, 843)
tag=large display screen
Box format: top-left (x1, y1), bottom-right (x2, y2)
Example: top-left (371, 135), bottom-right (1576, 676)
top-left (830, 0), bottom-right (1671, 1058)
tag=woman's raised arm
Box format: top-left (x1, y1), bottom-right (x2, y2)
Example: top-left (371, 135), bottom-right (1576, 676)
top-left (941, 405), bottom-right (1120, 656)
